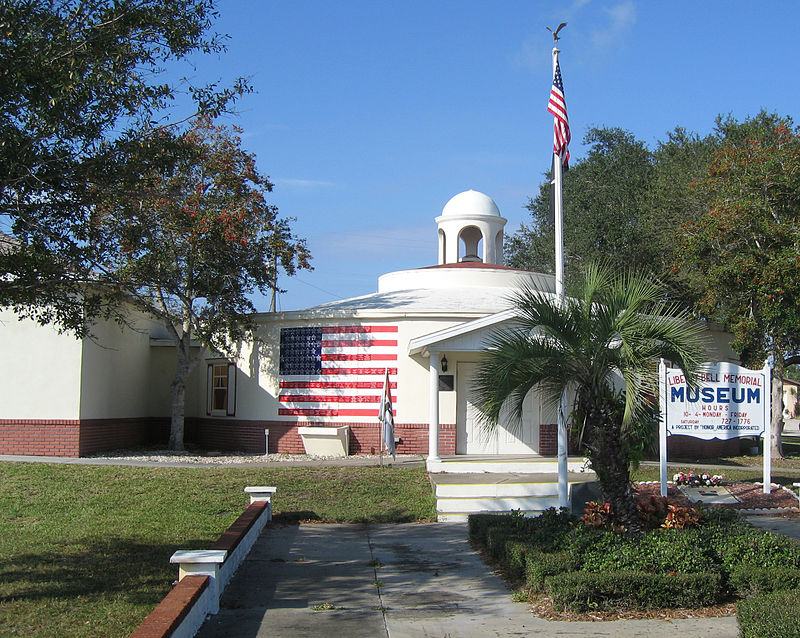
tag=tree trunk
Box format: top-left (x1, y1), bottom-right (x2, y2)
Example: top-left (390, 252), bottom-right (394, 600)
top-left (585, 399), bottom-right (642, 535)
top-left (168, 339), bottom-right (191, 451)
top-left (168, 335), bottom-right (205, 451)
top-left (772, 369), bottom-right (784, 460)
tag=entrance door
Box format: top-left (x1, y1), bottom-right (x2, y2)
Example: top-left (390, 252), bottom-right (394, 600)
top-left (456, 362), bottom-right (496, 454)
top-left (456, 361), bottom-right (539, 455)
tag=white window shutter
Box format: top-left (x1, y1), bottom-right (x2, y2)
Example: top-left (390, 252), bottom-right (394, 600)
top-left (226, 363), bottom-right (237, 416)
top-left (206, 364), bottom-right (213, 415)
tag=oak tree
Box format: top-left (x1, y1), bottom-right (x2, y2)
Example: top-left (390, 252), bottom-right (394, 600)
top-left (0, 0), bottom-right (248, 334)
top-left (680, 113), bottom-right (800, 458)
top-left (93, 119), bottom-right (311, 450)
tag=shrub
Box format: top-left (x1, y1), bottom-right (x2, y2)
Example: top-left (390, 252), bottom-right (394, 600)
top-left (485, 527), bottom-right (526, 562)
top-left (468, 513), bottom-right (517, 547)
top-left (579, 528), bottom-right (716, 574)
top-left (729, 565), bottom-right (800, 597)
top-left (636, 495), bottom-right (670, 529)
top-left (525, 550), bottom-right (580, 592)
top-left (547, 571), bottom-right (722, 612)
top-left (504, 540), bottom-right (536, 581)
top-left (662, 503), bottom-right (703, 529)
top-left (709, 527), bottom-right (800, 571)
top-left (581, 500), bottom-right (615, 528)
top-left (468, 508), bottom-right (574, 549)
top-left (737, 590), bottom-right (800, 638)
top-left (582, 498), bottom-right (702, 531)
top-left (530, 507), bottom-right (574, 531)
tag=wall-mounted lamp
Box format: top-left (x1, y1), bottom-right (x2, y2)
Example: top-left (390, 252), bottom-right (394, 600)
top-left (440, 354), bottom-right (448, 372)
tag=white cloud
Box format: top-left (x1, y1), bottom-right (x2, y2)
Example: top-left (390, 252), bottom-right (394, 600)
top-left (273, 177), bottom-right (337, 189)
top-left (591, 1), bottom-right (637, 52)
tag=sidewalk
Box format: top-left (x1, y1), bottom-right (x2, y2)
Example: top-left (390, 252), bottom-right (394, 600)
top-left (195, 522), bottom-right (740, 638)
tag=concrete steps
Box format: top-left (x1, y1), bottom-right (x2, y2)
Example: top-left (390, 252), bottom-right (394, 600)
top-left (426, 454), bottom-right (589, 474)
top-left (429, 470), bottom-right (598, 522)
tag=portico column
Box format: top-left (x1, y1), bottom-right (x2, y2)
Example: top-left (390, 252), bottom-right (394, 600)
top-left (428, 351), bottom-right (440, 461)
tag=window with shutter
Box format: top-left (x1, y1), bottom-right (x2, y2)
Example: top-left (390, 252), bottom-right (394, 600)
top-left (207, 361), bottom-right (236, 416)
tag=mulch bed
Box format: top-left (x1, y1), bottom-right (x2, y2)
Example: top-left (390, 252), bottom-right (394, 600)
top-left (633, 481), bottom-right (799, 510)
top-left (528, 596), bottom-right (737, 622)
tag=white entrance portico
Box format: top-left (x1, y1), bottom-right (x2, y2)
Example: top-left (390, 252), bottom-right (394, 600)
top-left (408, 308), bottom-right (556, 468)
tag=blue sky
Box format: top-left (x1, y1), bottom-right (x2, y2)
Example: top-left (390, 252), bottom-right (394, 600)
top-left (188, 1), bottom-right (800, 311)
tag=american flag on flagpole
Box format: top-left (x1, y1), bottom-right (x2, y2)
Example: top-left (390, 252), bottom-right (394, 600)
top-left (381, 367), bottom-right (396, 459)
top-left (547, 58), bottom-right (570, 168)
top-left (278, 325), bottom-right (398, 418)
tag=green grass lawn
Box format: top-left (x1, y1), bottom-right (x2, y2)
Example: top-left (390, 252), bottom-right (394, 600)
top-left (664, 434), bottom-right (800, 472)
top-left (631, 465), bottom-right (800, 485)
top-left (0, 462), bottom-right (436, 637)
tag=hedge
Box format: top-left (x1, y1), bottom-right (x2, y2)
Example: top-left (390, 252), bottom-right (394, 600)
top-left (580, 528), bottom-right (716, 574)
top-left (525, 550), bottom-right (579, 592)
top-left (468, 513), bottom-right (519, 547)
top-left (546, 571), bottom-right (723, 612)
top-left (702, 524), bottom-right (800, 571)
top-left (485, 527), bottom-right (527, 562)
top-left (729, 565), bottom-right (800, 597)
top-left (737, 590), bottom-right (800, 638)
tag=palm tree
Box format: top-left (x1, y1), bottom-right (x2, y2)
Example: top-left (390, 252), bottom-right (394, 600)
top-left (473, 264), bottom-right (708, 534)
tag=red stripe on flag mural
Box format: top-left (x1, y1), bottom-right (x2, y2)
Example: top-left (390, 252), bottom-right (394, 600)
top-left (321, 339), bottom-right (398, 347)
top-left (321, 353), bottom-right (397, 362)
top-left (279, 394), bottom-right (396, 403)
top-left (321, 326), bottom-right (398, 334)
top-left (321, 367), bottom-right (398, 375)
top-left (280, 381), bottom-right (397, 389)
top-left (279, 408), bottom-right (397, 417)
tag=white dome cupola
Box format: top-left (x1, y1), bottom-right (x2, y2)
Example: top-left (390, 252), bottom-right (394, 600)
top-left (435, 190), bottom-right (507, 265)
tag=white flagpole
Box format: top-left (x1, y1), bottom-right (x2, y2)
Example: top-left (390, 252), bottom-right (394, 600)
top-left (552, 43), bottom-right (568, 510)
top-left (552, 47), bottom-right (565, 300)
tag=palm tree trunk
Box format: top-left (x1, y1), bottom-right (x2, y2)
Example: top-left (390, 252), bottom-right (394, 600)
top-left (585, 399), bottom-right (642, 535)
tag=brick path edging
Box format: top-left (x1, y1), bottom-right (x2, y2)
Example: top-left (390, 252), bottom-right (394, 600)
top-left (129, 488), bottom-right (274, 638)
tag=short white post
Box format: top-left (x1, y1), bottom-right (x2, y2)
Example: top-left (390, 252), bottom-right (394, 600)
top-left (170, 550), bottom-right (227, 614)
top-left (428, 351), bottom-right (440, 463)
top-left (763, 361), bottom-right (772, 495)
top-left (244, 486), bottom-right (276, 520)
top-left (264, 429), bottom-right (270, 455)
top-left (659, 359), bottom-right (668, 497)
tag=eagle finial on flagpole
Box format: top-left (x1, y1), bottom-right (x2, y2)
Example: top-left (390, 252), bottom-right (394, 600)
top-left (546, 22), bottom-right (567, 47)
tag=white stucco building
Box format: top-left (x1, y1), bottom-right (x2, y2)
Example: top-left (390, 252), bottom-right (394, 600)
top-left (214, 189), bottom-right (561, 461)
top-left (0, 190), bottom-right (739, 462)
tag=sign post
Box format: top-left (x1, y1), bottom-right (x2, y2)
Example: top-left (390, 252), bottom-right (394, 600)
top-left (659, 361), bottom-right (772, 496)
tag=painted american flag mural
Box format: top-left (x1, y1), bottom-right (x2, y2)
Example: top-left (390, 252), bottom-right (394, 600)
top-left (278, 325), bottom-right (398, 418)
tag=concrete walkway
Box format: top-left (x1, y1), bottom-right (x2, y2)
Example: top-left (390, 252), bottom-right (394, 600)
top-left (196, 522), bottom-right (740, 638)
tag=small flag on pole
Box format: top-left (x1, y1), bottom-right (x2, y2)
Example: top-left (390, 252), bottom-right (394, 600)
top-left (547, 58), bottom-right (571, 168)
top-left (381, 367), bottom-right (396, 460)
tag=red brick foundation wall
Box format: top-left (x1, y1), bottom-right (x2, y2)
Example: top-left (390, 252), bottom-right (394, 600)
top-left (79, 418), bottom-right (169, 456)
top-left (0, 420), bottom-right (81, 456)
top-left (0, 416), bottom-right (460, 458)
top-left (187, 418), bottom-right (457, 455)
top-left (0, 417), bottom-right (168, 458)
top-left (539, 423), bottom-right (557, 455)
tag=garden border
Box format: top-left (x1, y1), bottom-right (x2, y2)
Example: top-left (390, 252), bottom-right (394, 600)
top-left (129, 486), bottom-right (275, 638)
